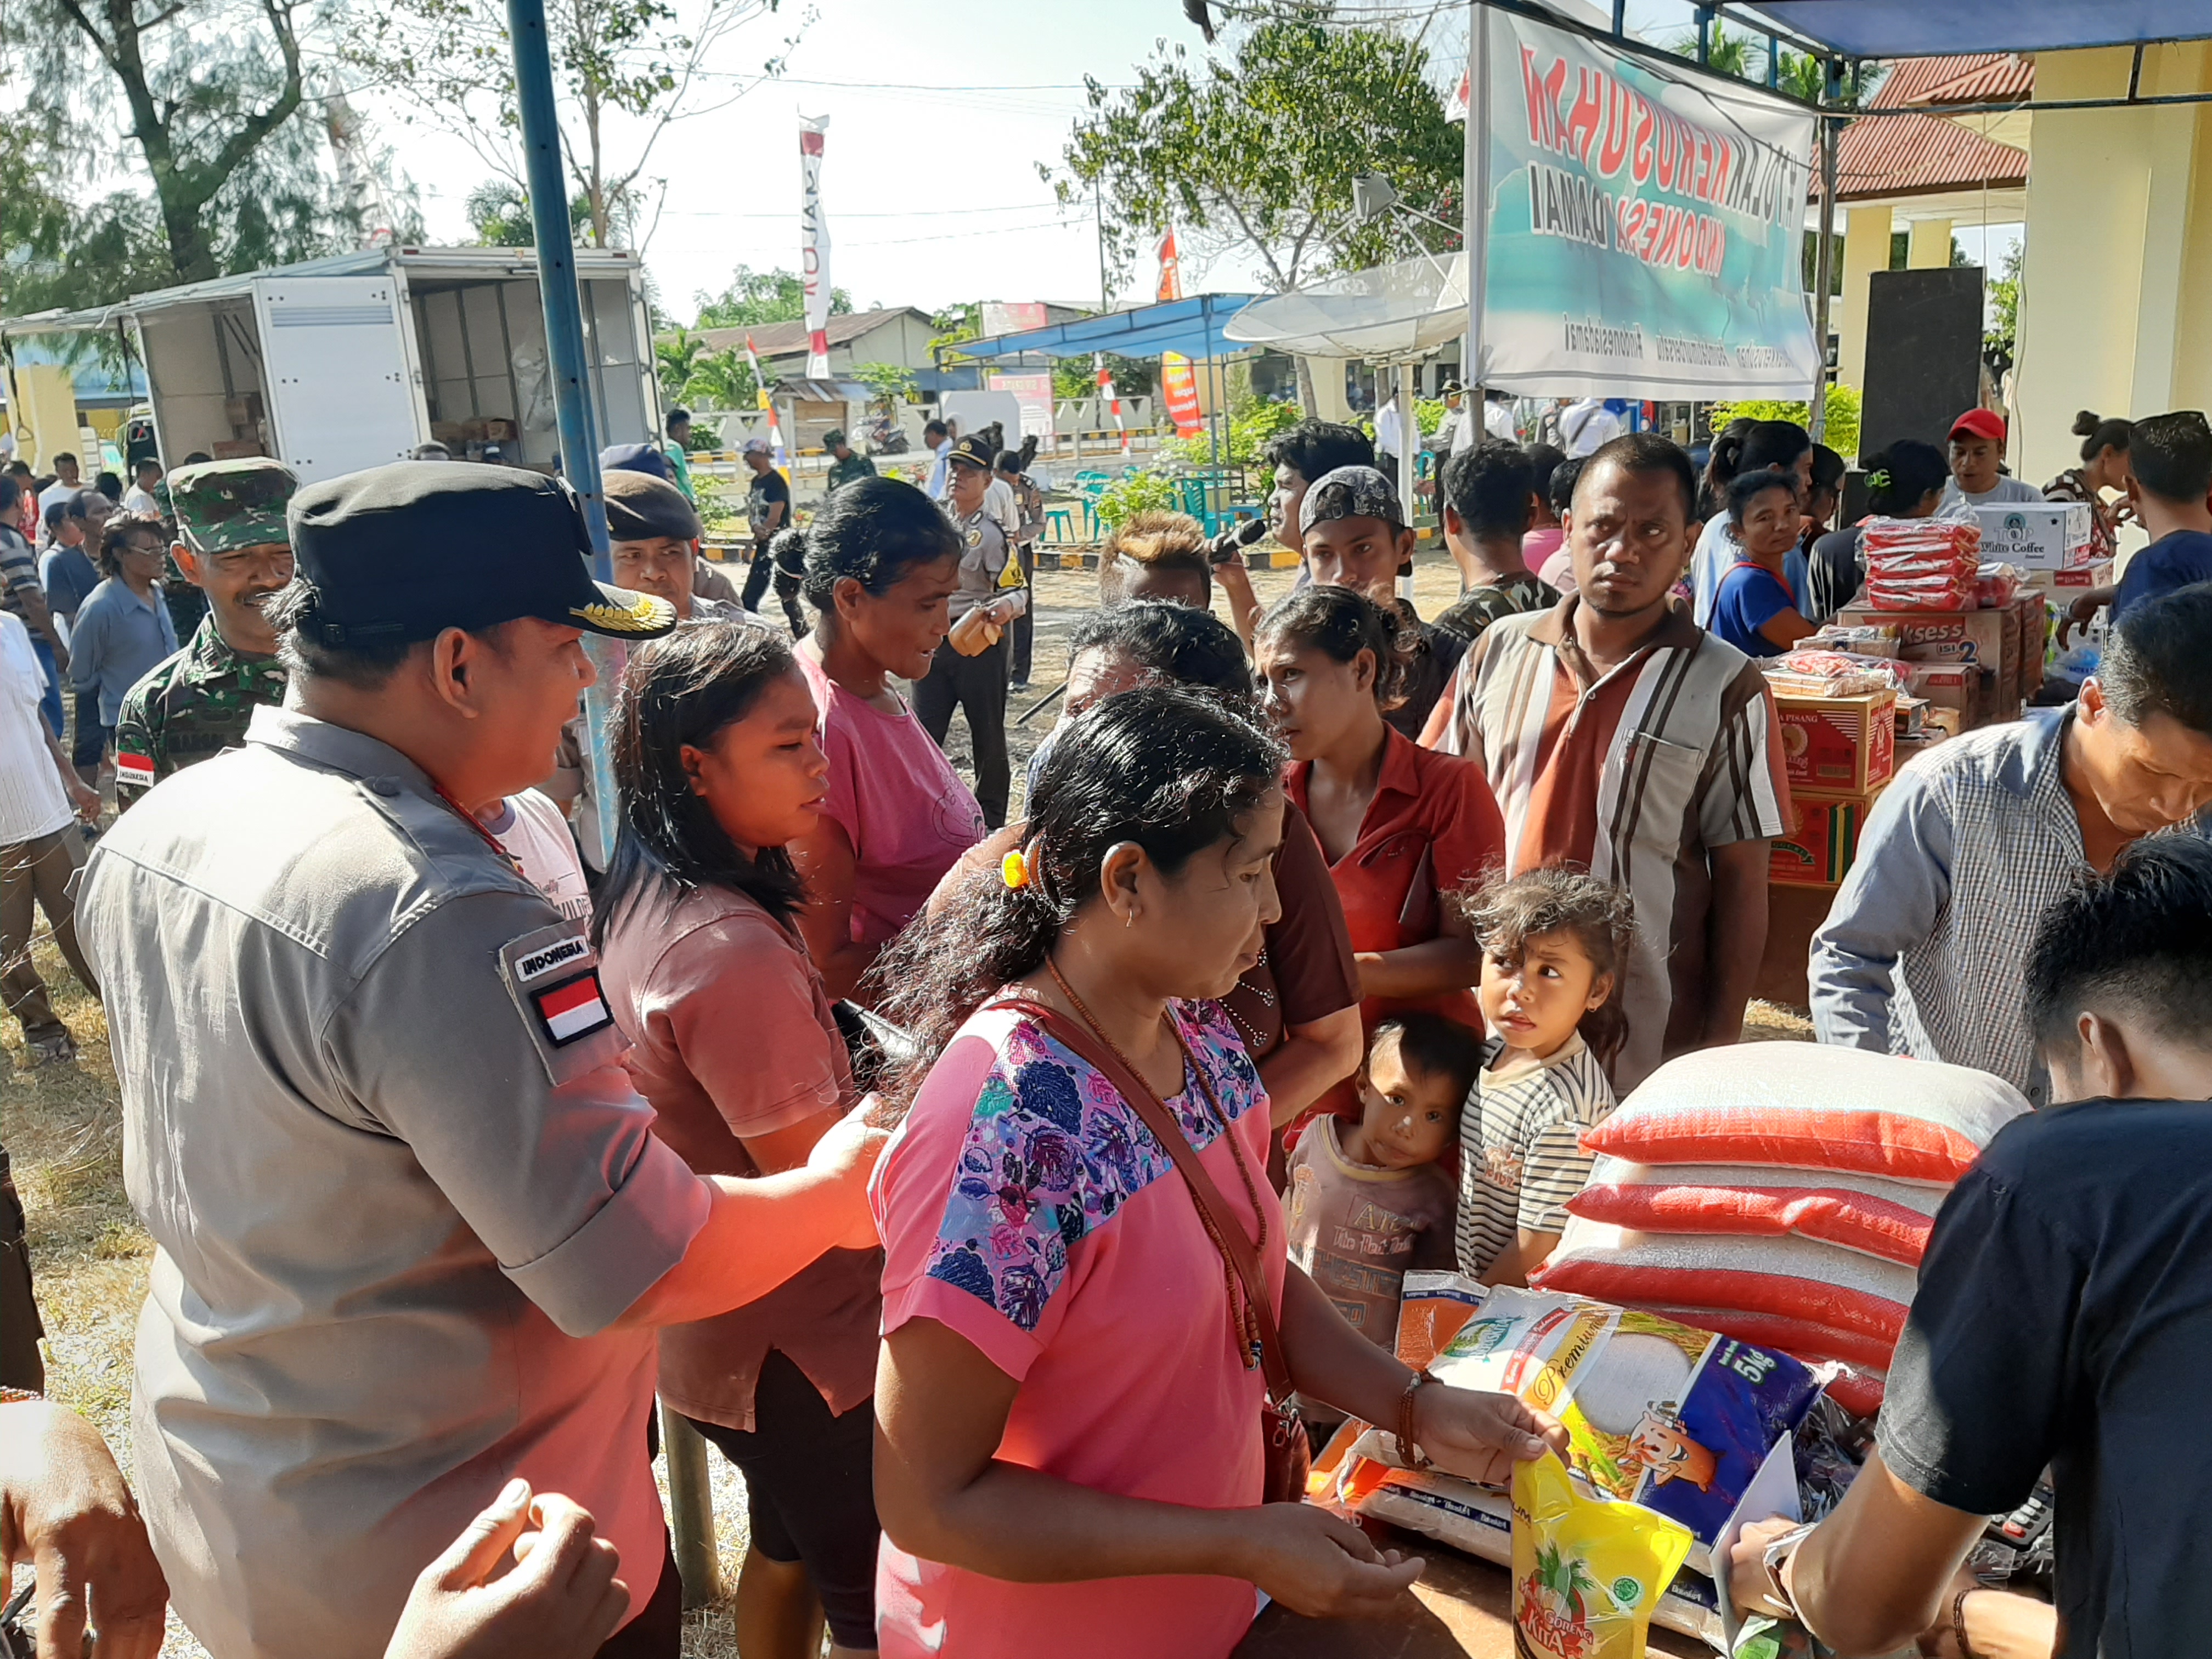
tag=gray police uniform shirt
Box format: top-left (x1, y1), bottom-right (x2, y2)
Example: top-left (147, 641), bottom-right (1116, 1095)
top-left (80, 706), bottom-right (710, 1659)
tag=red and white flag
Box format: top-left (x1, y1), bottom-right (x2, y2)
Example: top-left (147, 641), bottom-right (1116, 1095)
top-left (744, 333), bottom-right (787, 467)
top-left (799, 116), bottom-right (832, 380)
top-left (1095, 353), bottom-right (1129, 455)
top-left (1155, 229), bottom-right (1204, 441)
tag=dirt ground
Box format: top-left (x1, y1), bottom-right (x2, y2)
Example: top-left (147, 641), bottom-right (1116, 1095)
top-left (4, 547), bottom-right (1804, 1656)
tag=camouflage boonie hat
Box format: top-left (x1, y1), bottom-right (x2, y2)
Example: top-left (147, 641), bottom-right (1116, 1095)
top-left (1299, 464), bottom-right (1406, 535)
top-left (170, 459), bottom-right (298, 555)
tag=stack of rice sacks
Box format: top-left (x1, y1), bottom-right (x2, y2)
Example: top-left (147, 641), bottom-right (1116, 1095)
top-left (1533, 1045), bottom-right (2031, 1418)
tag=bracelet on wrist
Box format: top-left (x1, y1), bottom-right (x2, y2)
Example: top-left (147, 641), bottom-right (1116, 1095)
top-left (1396, 1370), bottom-right (1436, 1470)
top-left (0, 1385), bottom-right (41, 1405)
top-left (1951, 1586), bottom-right (1979, 1659)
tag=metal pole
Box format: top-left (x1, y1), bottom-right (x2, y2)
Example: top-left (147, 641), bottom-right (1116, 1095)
top-left (508, 0), bottom-right (718, 1611)
top-left (1463, 1), bottom-right (1491, 403)
top-left (1808, 59), bottom-right (1841, 447)
top-left (1397, 362), bottom-right (1417, 602)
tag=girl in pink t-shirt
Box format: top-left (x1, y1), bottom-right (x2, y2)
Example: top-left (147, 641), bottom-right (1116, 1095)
top-left (789, 478), bottom-right (987, 1004)
top-left (868, 686), bottom-right (1563, 1659)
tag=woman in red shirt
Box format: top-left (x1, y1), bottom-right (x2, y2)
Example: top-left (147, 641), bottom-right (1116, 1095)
top-left (1255, 585), bottom-right (1505, 1032)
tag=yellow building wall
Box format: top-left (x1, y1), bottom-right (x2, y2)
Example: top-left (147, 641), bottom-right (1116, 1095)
top-left (2015, 43), bottom-right (2212, 487)
top-left (1833, 205), bottom-right (1893, 398)
top-left (1906, 219), bottom-right (1953, 268)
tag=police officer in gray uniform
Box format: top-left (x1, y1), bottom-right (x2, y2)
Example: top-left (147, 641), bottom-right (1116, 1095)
top-left (79, 462), bottom-right (884, 1659)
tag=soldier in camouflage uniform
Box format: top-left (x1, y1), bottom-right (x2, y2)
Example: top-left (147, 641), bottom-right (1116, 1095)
top-left (113, 460), bottom-right (296, 810)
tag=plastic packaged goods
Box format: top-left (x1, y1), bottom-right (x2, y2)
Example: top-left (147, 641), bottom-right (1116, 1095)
top-left (1808, 623), bottom-right (1899, 657)
top-left (1579, 1045), bottom-right (2031, 1186)
top-left (1356, 1472), bottom-right (1726, 1646)
top-left (1860, 515), bottom-right (1982, 611)
top-left (1566, 1157), bottom-right (1942, 1267)
top-left (1535, 1224), bottom-right (1916, 1350)
top-left (1353, 1281), bottom-right (1822, 1560)
top-left (1511, 1453), bottom-right (1696, 1659)
top-left (1759, 650), bottom-right (1905, 698)
top-left (1974, 562), bottom-right (2025, 609)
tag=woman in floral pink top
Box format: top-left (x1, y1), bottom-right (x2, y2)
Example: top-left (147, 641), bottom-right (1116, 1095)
top-left (869, 687), bottom-right (1564, 1659)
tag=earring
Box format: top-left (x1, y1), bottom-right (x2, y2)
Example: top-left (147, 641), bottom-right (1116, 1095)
top-left (1124, 909), bottom-right (1135, 928)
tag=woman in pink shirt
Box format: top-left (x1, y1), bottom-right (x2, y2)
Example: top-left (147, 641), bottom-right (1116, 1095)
top-left (596, 620), bottom-right (883, 1659)
top-left (868, 687), bottom-right (1562, 1659)
top-left (792, 477), bottom-right (988, 1003)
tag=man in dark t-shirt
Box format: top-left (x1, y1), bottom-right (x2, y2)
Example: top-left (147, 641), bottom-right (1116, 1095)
top-left (736, 437), bottom-right (801, 632)
top-left (1731, 834), bottom-right (2212, 1659)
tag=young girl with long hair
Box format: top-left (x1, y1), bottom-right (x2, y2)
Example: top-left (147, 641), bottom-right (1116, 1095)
top-left (595, 620), bottom-right (884, 1659)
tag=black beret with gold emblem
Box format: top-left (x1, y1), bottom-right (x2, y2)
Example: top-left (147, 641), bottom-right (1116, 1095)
top-left (286, 461), bottom-right (676, 646)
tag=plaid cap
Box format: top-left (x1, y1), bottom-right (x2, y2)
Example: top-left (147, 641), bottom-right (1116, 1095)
top-left (170, 459), bottom-right (298, 554)
top-left (1299, 465), bottom-right (1404, 535)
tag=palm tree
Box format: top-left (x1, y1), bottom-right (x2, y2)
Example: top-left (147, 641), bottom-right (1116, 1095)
top-left (656, 330), bottom-right (706, 408)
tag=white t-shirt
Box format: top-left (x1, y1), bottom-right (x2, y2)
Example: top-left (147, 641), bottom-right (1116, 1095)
top-left (122, 486), bottom-right (161, 516)
top-left (1560, 399), bottom-right (1621, 457)
top-left (485, 788), bottom-right (591, 923)
top-left (984, 476), bottom-right (1020, 537)
top-left (37, 479), bottom-right (80, 515)
top-left (1690, 510), bottom-right (1735, 627)
top-left (1940, 476), bottom-right (2046, 509)
top-left (0, 610), bottom-right (72, 844)
top-left (1375, 402), bottom-right (1406, 458)
top-left (1485, 400), bottom-right (1517, 441)
top-left (1440, 408), bottom-right (1475, 455)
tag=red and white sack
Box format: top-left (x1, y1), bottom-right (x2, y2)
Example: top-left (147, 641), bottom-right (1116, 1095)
top-left (1582, 1045), bottom-right (2030, 1186)
top-left (1567, 1156), bottom-right (1943, 1267)
top-left (1534, 1221), bottom-right (1916, 1348)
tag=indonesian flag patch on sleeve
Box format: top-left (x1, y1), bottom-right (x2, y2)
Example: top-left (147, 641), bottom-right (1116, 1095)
top-left (115, 750), bottom-right (156, 791)
top-left (534, 971), bottom-right (613, 1045)
top-left (496, 919), bottom-right (629, 1084)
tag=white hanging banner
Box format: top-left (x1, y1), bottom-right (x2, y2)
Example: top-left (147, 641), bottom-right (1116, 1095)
top-left (799, 115), bottom-right (833, 381)
top-left (1471, 4), bottom-right (1819, 399)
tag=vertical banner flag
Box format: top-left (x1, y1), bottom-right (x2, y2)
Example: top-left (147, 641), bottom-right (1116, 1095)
top-left (1155, 230), bottom-right (1205, 439)
top-left (1471, 5), bottom-right (1818, 398)
top-left (1096, 353), bottom-right (1130, 455)
top-left (743, 333), bottom-right (787, 468)
top-left (799, 116), bottom-right (832, 381)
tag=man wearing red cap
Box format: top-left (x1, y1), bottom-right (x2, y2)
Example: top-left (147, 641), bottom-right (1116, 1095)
top-left (1940, 408), bottom-right (2045, 508)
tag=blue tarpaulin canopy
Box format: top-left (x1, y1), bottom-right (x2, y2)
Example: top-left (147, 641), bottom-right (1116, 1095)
top-left (961, 294), bottom-right (1260, 363)
top-left (1733, 2), bottom-right (2211, 59)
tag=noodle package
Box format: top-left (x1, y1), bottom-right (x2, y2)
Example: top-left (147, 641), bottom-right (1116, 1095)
top-left (1512, 1452), bottom-right (1695, 1659)
top-left (1357, 1279), bottom-right (1822, 1560)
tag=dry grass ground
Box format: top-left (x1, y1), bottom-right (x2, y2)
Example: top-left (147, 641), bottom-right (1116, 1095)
top-left (7, 550), bottom-right (1807, 1656)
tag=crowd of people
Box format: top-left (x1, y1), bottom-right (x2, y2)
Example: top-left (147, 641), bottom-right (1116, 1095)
top-left (2, 380), bottom-right (2210, 1659)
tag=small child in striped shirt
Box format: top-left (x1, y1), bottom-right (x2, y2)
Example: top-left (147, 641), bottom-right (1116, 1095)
top-left (1453, 867), bottom-right (1635, 1288)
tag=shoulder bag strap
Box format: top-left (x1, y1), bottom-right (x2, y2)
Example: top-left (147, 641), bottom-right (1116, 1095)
top-left (983, 995), bottom-right (1294, 1405)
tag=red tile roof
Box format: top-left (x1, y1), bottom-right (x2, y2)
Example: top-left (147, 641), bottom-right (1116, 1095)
top-left (1814, 55), bottom-right (2031, 202)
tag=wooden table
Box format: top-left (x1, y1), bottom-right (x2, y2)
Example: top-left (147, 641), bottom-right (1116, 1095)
top-left (1234, 1536), bottom-right (1711, 1659)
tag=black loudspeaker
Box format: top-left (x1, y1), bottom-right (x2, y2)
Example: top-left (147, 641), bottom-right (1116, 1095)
top-left (1858, 268), bottom-right (1985, 462)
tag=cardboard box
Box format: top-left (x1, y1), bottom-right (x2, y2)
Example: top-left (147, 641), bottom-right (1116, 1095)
top-left (1837, 603), bottom-right (2019, 703)
top-left (1771, 784), bottom-right (1889, 888)
top-left (2024, 558), bottom-right (2114, 595)
top-left (1972, 501), bottom-right (2094, 571)
top-left (1756, 882), bottom-right (1838, 1008)
top-left (1776, 690), bottom-right (1897, 793)
top-left (1895, 729), bottom-right (1950, 768)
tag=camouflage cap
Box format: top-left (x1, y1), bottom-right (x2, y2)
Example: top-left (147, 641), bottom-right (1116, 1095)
top-left (1299, 464), bottom-right (1405, 535)
top-left (171, 459), bottom-right (298, 555)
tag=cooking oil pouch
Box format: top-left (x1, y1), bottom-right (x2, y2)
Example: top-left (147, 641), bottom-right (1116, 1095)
top-left (1513, 1452), bottom-right (1695, 1659)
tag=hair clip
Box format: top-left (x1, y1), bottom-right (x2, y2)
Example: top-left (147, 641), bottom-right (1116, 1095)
top-left (1000, 849), bottom-right (1031, 890)
top-left (1866, 469), bottom-right (1892, 490)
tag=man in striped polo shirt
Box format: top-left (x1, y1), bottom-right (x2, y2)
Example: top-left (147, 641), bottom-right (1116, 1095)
top-left (1421, 432), bottom-right (1790, 1090)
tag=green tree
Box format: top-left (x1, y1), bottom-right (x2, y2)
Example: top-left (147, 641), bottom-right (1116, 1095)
top-left (345, 0), bottom-right (805, 250)
top-left (1049, 11), bottom-right (1462, 298)
top-left (2, 0), bottom-right (360, 290)
top-left (1985, 241), bottom-right (2023, 366)
top-left (680, 346), bottom-right (757, 412)
top-left (463, 179), bottom-right (601, 247)
top-left (693, 264), bottom-right (851, 329)
top-left (1664, 22), bottom-right (1883, 108)
top-left (850, 360), bottom-right (917, 415)
top-left (1052, 354), bottom-right (1155, 400)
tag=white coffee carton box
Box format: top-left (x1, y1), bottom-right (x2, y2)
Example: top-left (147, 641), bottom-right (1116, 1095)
top-left (1973, 501), bottom-right (2094, 570)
